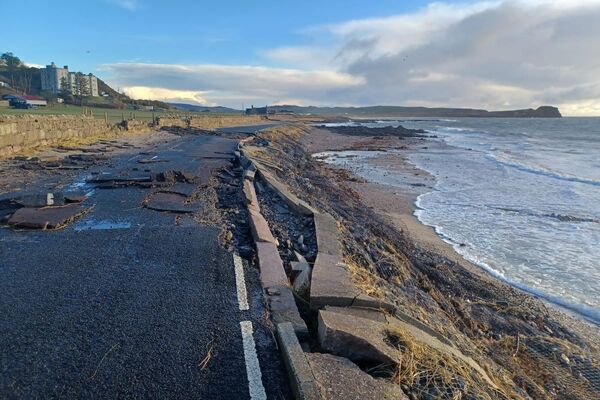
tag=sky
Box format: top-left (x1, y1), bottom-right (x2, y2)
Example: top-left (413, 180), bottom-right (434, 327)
top-left (3, 0), bottom-right (600, 115)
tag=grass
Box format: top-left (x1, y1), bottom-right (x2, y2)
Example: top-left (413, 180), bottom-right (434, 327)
top-left (0, 103), bottom-right (243, 123)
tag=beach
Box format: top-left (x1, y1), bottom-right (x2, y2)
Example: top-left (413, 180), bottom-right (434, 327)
top-left (250, 123), bottom-right (600, 398)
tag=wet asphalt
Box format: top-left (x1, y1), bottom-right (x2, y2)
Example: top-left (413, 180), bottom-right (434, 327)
top-left (0, 130), bottom-right (290, 399)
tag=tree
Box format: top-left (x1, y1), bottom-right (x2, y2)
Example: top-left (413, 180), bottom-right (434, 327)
top-left (60, 76), bottom-right (70, 95)
top-left (79, 74), bottom-right (89, 97)
top-left (1, 52), bottom-right (22, 88)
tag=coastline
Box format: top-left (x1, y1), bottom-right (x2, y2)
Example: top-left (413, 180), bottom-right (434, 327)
top-left (304, 127), bottom-right (600, 340)
top-left (233, 123), bottom-right (600, 398)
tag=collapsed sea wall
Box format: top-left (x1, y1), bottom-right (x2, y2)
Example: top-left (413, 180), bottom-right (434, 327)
top-left (157, 115), bottom-right (265, 130)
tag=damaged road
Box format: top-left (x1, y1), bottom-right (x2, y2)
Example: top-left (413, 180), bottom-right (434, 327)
top-left (0, 130), bottom-right (290, 399)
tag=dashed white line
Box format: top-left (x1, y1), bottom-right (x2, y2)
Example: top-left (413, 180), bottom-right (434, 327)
top-left (233, 254), bottom-right (249, 311)
top-left (240, 321), bottom-right (267, 400)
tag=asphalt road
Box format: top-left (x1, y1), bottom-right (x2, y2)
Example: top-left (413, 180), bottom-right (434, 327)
top-left (0, 132), bottom-right (290, 399)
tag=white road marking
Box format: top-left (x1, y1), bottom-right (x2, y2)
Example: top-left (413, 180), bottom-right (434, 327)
top-left (240, 321), bottom-right (267, 400)
top-left (233, 254), bottom-right (249, 311)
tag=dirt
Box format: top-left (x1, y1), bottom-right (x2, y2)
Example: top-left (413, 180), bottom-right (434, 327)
top-left (244, 123), bottom-right (600, 400)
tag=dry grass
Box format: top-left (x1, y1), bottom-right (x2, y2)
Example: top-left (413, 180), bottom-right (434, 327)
top-left (345, 254), bottom-right (386, 299)
top-left (386, 325), bottom-right (517, 400)
top-left (199, 338), bottom-right (215, 370)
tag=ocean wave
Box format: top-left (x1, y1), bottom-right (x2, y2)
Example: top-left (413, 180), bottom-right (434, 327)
top-left (488, 153), bottom-right (600, 187)
top-left (414, 197), bottom-right (600, 324)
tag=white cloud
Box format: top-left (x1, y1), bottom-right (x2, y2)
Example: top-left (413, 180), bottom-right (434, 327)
top-left (24, 62), bottom-right (45, 69)
top-left (104, 63), bottom-right (364, 106)
top-left (104, 0), bottom-right (600, 114)
top-left (121, 86), bottom-right (213, 105)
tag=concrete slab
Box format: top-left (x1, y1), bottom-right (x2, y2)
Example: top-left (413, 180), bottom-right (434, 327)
top-left (255, 242), bottom-right (308, 338)
top-left (306, 353), bottom-right (407, 400)
top-left (310, 253), bottom-right (360, 310)
top-left (255, 242), bottom-right (289, 288)
top-left (276, 323), bottom-right (321, 400)
top-left (243, 169), bottom-right (256, 182)
top-left (243, 179), bottom-right (260, 212)
top-left (248, 208), bottom-right (276, 243)
top-left (255, 167), bottom-right (316, 216)
top-left (318, 308), bottom-right (496, 389)
top-left (292, 266), bottom-right (311, 296)
top-left (318, 309), bottom-right (400, 365)
top-left (310, 253), bottom-right (395, 312)
top-left (313, 212), bottom-right (342, 258)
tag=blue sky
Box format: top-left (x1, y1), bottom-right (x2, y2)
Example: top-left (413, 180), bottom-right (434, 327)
top-left (4, 0), bottom-right (600, 115)
top-left (5, 0), bottom-right (430, 72)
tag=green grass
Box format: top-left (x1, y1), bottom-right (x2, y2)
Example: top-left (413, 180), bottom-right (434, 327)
top-left (0, 104), bottom-right (242, 123)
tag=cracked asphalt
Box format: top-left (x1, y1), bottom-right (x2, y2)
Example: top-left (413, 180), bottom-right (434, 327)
top-left (0, 128), bottom-right (290, 399)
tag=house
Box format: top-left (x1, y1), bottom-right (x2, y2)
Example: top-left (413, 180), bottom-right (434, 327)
top-left (9, 95), bottom-right (47, 108)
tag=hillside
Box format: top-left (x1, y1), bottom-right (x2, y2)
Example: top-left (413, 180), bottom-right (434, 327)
top-left (0, 53), bottom-right (173, 110)
top-left (169, 103), bottom-right (241, 113)
top-left (268, 105), bottom-right (562, 118)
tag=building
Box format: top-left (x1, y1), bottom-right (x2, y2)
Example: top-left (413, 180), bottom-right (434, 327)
top-left (8, 95), bottom-right (47, 108)
top-left (41, 62), bottom-right (69, 94)
top-left (41, 62), bottom-right (99, 96)
top-left (67, 72), bottom-right (98, 97)
top-left (245, 105), bottom-right (269, 115)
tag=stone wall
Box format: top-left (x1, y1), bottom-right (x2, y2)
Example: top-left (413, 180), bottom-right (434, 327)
top-left (120, 118), bottom-right (151, 133)
top-left (157, 115), bottom-right (266, 130)
top-left (0, 113), bottom-right (266, 157)
top-left (0, 115), bottom-right (122, 157)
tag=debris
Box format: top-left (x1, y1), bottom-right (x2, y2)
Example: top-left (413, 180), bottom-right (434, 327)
top-left (8, 204), bottom-right (92, 229)
top-left (144, 192), bottom-right (200, 214)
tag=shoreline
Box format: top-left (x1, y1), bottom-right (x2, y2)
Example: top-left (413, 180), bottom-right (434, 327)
top-left (305, 127), bottom-right (600, 333)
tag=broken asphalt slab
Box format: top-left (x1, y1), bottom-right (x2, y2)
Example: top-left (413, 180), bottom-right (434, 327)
top-left (7, 204), bottom-right (92, 230)
top-left (144, 192), bottom-right (201, 214)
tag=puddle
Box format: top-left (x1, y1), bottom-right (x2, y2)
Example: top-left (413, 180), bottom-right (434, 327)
top-left (74, 218), bottom-right (131, 231)
top-left (68, 176), bottom-right (96, 197)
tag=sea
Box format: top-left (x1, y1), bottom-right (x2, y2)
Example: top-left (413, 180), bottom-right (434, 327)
top-left (316, 117), bottom-right (600, 324)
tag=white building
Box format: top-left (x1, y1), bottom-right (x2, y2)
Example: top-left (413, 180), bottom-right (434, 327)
top-left (41, 62), bottom-right (99, 97)
top-left (40, 62), bottom-right (69, 94)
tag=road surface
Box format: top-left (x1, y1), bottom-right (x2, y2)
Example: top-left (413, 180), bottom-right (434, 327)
top-left (0, 130), bottom-right (290, 399)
